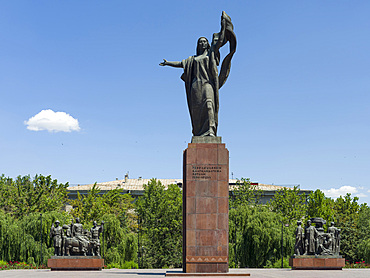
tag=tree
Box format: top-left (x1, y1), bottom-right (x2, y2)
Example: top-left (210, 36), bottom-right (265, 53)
top-left (230, 178), bottom-right (262, 207)
top-left (0, 174), bottom-right (69, 218)
top-left (70, 183), bottom-right (134, 227)
top-left (101, 213), bottom-right (137, 267)
top-left (307, 189), bottom-right (335, 226)
top-left (268, 186), bottom-right (307, 224)
top-left (358, 204), bottom-right (370, 263)
top-left (333, 193), bottom-right (362, 263)
top-left (0, 210), bottom-right (70, 265)
top-left (135, 179), bottom-right (182, 268)
top-left (230, 205), bottom-right (294, 268)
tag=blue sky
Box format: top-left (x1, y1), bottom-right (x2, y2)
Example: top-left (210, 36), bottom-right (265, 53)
top-left (1, 1), bottom-right (369, 204)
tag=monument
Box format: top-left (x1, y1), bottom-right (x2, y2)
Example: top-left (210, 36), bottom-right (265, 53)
top-left (289, 217), bottom-right (345, 270)
top-left (160, 11), bottom-right (242, 275)
top-left (47, 219), bottom-right (104, 271)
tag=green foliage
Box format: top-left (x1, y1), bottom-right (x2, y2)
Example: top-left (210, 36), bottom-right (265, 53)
top-left (268, 186), bottom-right (307, 223)
top-left (0, 174), bottom-right (68, 218)
top-left (0, 260), bottom-right (7, 267)
top-left (105, 262), bottom-right (120, 269)
top-left (358, 238), bottom-right (370, 264)
top-left (135, 179), bottom-right (182, 268)
top-left (307, 189), bottom-right (335, 222)
top-left (2, 172), bottom-right (369, 269)
top-left (264, 256), bottom-right (290, 268)
top-left (0, 261), bottom-right (45, 270)
top-left (121, 260), bottom-right (138, 269)
top-left (70, 184), bottom-right (135, 229)
top-left (332, 194), bottom-right (362, 263)
top-left (0, 210), bottom-right (68, 265)
top-left (345, 261), bottom-right (370, 268)
top-left (230, 178), bottom-right (262, 207)
top-left (230, 205), bottom-right (294, 268)
top-left (100, 213), bottom-right (138, 266)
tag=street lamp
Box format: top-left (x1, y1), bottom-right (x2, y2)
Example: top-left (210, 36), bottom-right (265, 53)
top-left (40, 213), bottom-right (43, 266)
top-left (230, 191), bottom-right (237, 268)
top-left (137, 217), bottom-right (141, 268)
top-left (280, 221), bottom-right (289, 268)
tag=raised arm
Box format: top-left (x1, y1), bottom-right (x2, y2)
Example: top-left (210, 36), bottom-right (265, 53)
top-left (159, 59), bottom-right (183, 68)
top-left (211, 12), bottom-right (227, 52)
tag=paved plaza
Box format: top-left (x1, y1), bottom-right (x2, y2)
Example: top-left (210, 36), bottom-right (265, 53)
top-left (1, 268), bottom-right (369, 278)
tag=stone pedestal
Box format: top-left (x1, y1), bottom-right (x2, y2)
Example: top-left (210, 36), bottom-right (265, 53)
top-left (48, 256), bottom-right (104, 271)
top-left (289, 257), bottom-right (345, 270)
top-left (183, 141), bottom-right (229, 273)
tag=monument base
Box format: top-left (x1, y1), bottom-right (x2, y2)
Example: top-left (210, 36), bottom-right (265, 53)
top-left (47, 256), bottom-right (104, 271)
top-left (183, 142), bottom-right (229, 273)
top-left (191, 136), bottom-right (222, 143)
top-left (289, 257), bottom-right (345, 270)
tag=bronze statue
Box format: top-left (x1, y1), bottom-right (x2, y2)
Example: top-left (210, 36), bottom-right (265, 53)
top-left (327, 222), bottom-right (341, 255)
top-left (90, 221), bottom-right (104, 256)
top-left (304, 220), bottom-right (318, 255)
top-left (71, 218), bottom-right (89, 256)
top-left (160, 11), bottom-right (236, 137)
top-left (50, 220), bottom-right (64, 256)
top-left (294, 221), bottom-right (304, 256)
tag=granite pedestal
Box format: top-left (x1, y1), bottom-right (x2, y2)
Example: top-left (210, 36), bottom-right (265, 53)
top-left (182, 139), bottom-right (229, 273)
top-left (48, 256), bottom-right (104, 271)
top-left (289, 257), bottom-right (345, 270)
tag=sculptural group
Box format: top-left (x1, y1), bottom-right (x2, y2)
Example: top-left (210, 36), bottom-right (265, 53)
top-left (294, 218), bottom-right (341, 257)
top-left (50, 218), bottom-right (104, 257)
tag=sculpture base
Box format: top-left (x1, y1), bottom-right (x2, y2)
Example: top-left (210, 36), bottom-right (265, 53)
top-left (191, 136), bottom-right (222, 144)
top-left (183, 142), bottom-right (229, 273)
top-left (48, 256), bottom-right (104, 271)
top-left (289, 257), bottom-right (345, 270)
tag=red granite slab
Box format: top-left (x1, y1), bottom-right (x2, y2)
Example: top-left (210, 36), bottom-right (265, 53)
top-left (289, 257), bottom-right (345, 270)
top-left (183, 143), bottom-right (229, 273)
top-left (48, 257), bottom-right (104, 270)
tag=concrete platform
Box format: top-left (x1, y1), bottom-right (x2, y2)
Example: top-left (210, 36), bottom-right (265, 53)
top-left (0, 268), bottom-right (370, 278)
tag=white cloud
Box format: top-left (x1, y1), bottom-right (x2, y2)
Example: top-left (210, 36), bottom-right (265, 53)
top-left (25, 109), bottom-right (80, 132)
top-left (356, 193), bottom-right (368, 198)
top-left (322, 186), bottom-right (367, 199)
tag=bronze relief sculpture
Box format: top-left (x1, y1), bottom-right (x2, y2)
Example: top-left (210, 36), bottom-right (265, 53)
top-left (293, 218), bottom-right (341, 257)
top-left (50, 218), bottom-right (104, 257)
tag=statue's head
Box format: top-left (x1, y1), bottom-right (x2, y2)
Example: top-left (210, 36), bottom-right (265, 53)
top-left (297, 220), bottom-right (302, 226)
top-left (307, 220), bottom-right (311, 226)
top-left (93, 221), bottom-right (97, 227)
top-left (55, 220), bottom-right (60, 226)
top-left (75, 218), bottom-right (80, 223)
top-left (331, 222), bottom-right (335, 226)
top-left (196, 37), bottom-right (210, 56)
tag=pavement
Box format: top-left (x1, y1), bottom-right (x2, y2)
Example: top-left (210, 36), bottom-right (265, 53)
top-left (1, 268), bottom-right (370, 278)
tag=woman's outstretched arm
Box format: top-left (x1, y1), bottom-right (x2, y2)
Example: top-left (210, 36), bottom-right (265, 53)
top-left (159, 59), bottom-right (182, 68)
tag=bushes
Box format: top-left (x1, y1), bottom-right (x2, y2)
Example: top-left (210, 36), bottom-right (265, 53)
top-left (264, 256), bottom-right (290, 268)
top-left (0, 260), bottom-right (48, 270)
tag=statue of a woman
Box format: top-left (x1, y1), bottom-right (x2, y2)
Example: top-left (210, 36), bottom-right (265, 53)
top-left (160, 11), bottom-right (236, 137)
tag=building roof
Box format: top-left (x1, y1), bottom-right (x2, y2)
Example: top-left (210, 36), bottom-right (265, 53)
top-left (67, 178), bottom-right (302, 192)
